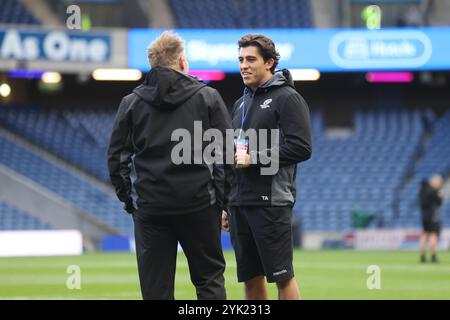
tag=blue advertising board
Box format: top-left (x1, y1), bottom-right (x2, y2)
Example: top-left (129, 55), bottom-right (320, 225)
top-left (128, 27), bottom-right (450, 72)
top-left (0, 28), bottom-right (111, 63)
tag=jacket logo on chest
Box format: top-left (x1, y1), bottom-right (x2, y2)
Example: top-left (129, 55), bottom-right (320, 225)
top-left (260, 99), bottom-right (272, 109)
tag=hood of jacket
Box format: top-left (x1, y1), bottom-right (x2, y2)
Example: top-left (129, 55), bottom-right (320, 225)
top-left (133, 66), bottom-right (206, 110)
top-left (258, 68), bottom-right (295, 91)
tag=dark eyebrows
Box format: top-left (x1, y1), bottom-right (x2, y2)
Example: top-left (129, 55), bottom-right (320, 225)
top-left (238, 55), bottom-right (257, 61)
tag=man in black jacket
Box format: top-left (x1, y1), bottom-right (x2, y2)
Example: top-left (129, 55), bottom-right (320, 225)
top-left (108, 31), bottom-right (231, 299)
top-left (419, 175), bottom-right (443, 263)
top-left (222, 34), bottom-right (312, 300)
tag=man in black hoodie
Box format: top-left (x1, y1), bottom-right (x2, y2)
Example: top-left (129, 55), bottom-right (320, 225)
top-left (108, 31), bottom-right (231, 300)
top-left (222, 34), bottom-right (312, 300)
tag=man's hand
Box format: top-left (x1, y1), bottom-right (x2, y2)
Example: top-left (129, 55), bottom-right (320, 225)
top-left (235, 153), bottom-right (251, 169)
top-left (123, 198), bottom-right (135, 214)
top-left (221, 210), bottom-right (230, 232)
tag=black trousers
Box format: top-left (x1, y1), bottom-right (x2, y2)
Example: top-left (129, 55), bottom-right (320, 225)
top-left (132, 205), bottom-right (226, 300)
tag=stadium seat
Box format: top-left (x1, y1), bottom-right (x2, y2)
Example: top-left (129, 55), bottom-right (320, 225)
top-left (0, 200), bottom-right (51, 230)
top-left (295, 108), bottom-right (428, 231)
top-left (168, 0), bottom-right (313, 28)
top-left (0, 133), bottom-right (132, 234)
top-left (1, 106), bottom-right (449, 233)
top-left (0, 0), bottom-right (40, 25)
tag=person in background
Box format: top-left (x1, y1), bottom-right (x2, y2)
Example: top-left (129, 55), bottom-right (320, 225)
top-left (419, 174), bottom-right (443, 263)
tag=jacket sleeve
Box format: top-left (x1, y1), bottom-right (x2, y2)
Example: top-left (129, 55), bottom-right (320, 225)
top-left (433, 190), bottom-right (443, 207)
top-left (250, 91), bottom-right (312, 168)
top-left (209, 90), bottom-right (233, 211)
top-left (107, 96), bottom-right (134, 204)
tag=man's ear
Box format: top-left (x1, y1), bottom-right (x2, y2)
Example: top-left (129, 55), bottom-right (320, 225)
top-left (265, 58), bottom-right (275, 71)
top-left (179, 54), bottom-right (189, 73)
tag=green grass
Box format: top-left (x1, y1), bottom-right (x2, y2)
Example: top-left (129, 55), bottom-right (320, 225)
top-left (0, 250), bottom-right (449, 299)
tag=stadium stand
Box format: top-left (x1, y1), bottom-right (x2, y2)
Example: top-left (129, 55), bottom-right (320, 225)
top-left (0, 133), bottom-right (131, 234)
top-left (169, 0), bottom-right (313, 28)
top-left (0, 199), bottom-right (51, 230)
top-left (396, 109), bottom-right (450, 228)
top-left (241, 0), bottom-right (313, 28)
top-left (1, 104), bottom-right (449, 233)
top-left (295, 108), bottom-right (425, 231)
top-left (0, 0), bottom-right (40, 25)
top-left (0, 106), bottom-right (111, 182)
top-left (169, 0), bottom-right (239, 28)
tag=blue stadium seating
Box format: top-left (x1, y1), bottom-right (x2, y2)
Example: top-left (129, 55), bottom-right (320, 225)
top-left (169, 0), bottom-right (239, 28)
top-left (395, 110), bottom-right (450, 229)
top-left (0, 200), bottom-right (51, 230)
top-left (0, 134), bottom-right (132, 234)
top-left (0, 106), bottom-right (112, 182)
top-left (1, 105), bottom-right (449, 233)
top-left (169, 0), bottom-right (312, 28)
top-left (0, 0), bottom-right (40, 25)
top-left (241, 0), bottom-right (313, 28)
top-left (294, 108), bottom-right (425, 231)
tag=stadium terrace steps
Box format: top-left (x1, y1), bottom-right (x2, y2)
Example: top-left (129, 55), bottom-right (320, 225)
top-left (0, 124), bottom-right (113, 193)
top-left (20, 0), bottom-right (61, 27)
top-left (148, 0), bottom-right (175, 28)
top-left (0, 127), bottom-right (133, 235)
top-left (0, 163), bottom-right (119, 247)
top-left (0, 198), bottom-right (51, 231)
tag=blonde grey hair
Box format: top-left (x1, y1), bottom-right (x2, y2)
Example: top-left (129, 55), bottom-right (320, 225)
top-left (429, 174), bottom-right (443, 188)
top-left (147, 31), bottom-right (185, 68)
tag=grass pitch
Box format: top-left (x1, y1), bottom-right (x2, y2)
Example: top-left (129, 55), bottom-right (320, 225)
top-left (0, 250), bottom-right (449, 300)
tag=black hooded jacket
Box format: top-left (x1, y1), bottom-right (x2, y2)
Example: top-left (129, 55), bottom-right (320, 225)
top-left (230, 69), bottom-right (312, 207)
top-left (107, 66), bottom-right (232, 216)
top-left (419, 182), bottom-right (442, 222)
